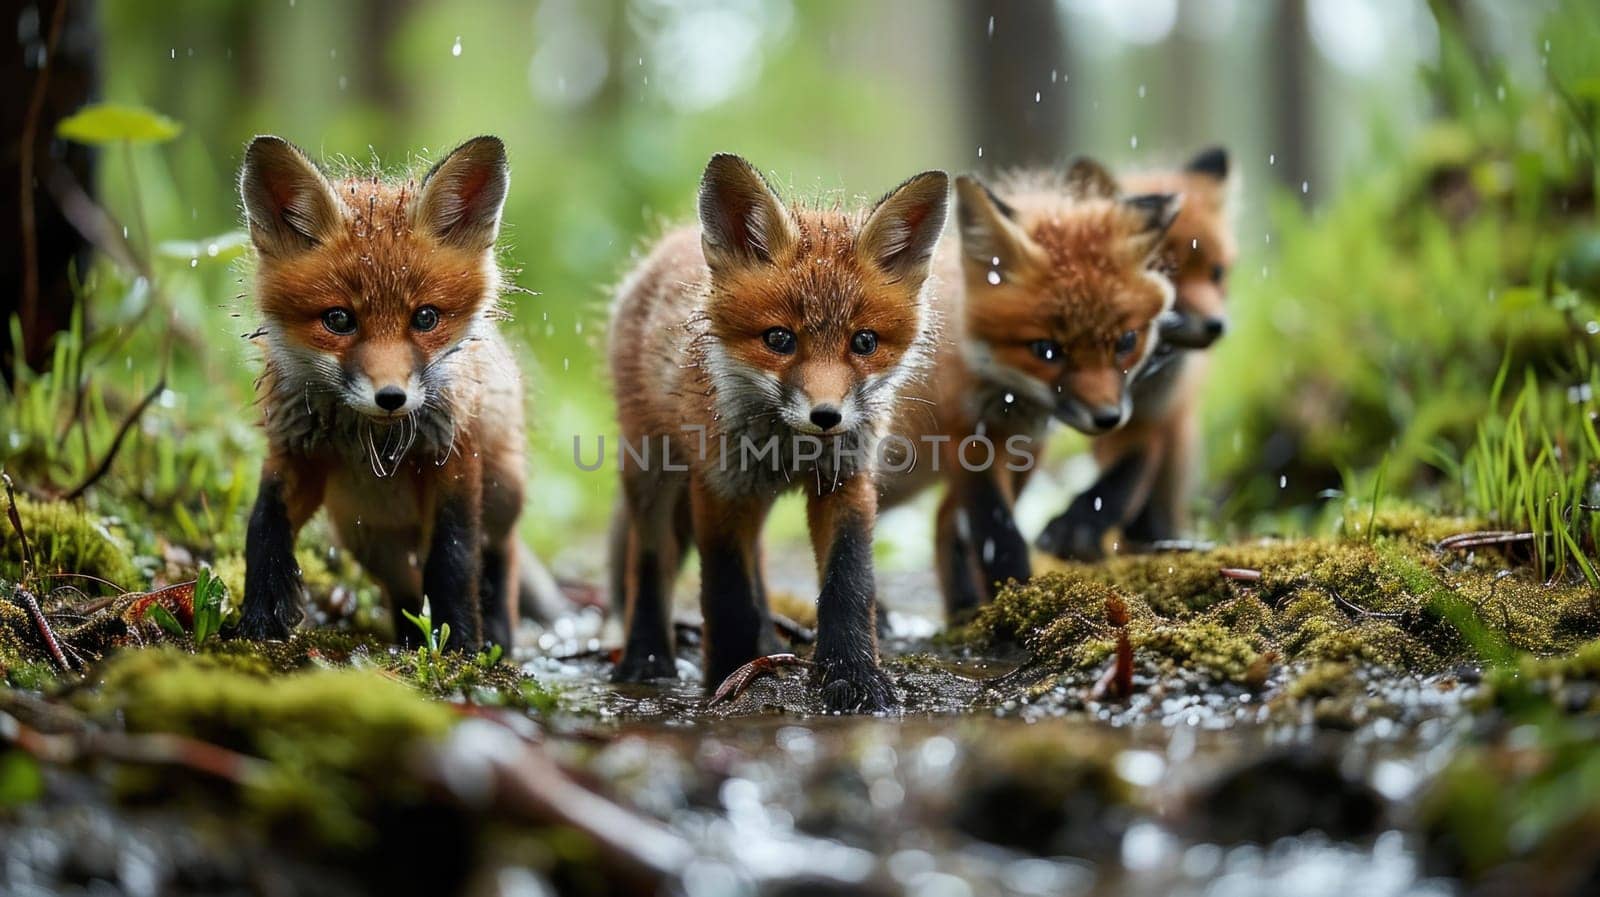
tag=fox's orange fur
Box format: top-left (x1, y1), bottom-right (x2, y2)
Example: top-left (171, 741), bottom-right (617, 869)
top-left (1037, 147), bottom-right (1237, 559)
top-left (239, 135), bottom-right (524, 651)
top-left (608, 153), bottom-right (947, 711)
top-left (883, 159), bottom-right (1179, 617)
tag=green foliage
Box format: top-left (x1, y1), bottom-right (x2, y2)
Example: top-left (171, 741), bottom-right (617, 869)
top-left (56, 102), bottom-right (182, 144)
top-left (1463, 358), bottom-right (1600, 587)
top-left (192, 566), bottom-right (224, 645)
top-left (0, 751), bottom-right (44, 807)
top-left (400, 608), bottom-right (450, 688)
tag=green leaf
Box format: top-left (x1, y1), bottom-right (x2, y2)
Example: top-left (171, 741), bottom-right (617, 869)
top-left (143, 603), bottom-right (186, 639)
top-left (57, 103), bottom-right (182, 145)
top-left (157, 231), bottom-right (250, 266)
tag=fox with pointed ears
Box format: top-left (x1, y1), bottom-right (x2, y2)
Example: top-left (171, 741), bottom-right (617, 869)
top-left (237, 135), bottom-right (525, 652)
top-left (608, 153), bottom-right (948, 712)
top-left (881, 158), bottom-right (1182, 618)
top-left (1036, 147), bottom-right (1236, 560)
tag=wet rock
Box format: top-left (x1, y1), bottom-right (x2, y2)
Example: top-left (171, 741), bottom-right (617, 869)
top-left (1183, 750), bottom-right (1385, 843)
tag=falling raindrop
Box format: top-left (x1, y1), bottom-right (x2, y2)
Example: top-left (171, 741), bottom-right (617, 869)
top-left (977, 146), bottom-right (984, 159)
top-left (1130, 135), bottom-right (1139, 149)
top-left (1268, 153), bottom-right (1276, 166)
top-left (987, 15), bottom-right (995, 39)
top-left (1137, 84), bottom-right (1146, 98)
top-left (1034, 91), bottom-right (1040, 103)
top-left (451, 36), bottom-right (462, 57)
top-left (1279, 475), bottom-right (1287, 489)
top-left (1093, 496), bottom-right (1103, 512)
top-left (1300, 180), bottom-right (1309, 194)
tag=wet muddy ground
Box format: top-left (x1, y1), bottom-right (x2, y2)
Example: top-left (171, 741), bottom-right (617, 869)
top-left (4, 523), bottom-right (1597, 897)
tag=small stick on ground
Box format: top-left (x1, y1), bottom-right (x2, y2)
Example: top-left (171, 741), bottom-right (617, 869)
top-left (14, 588), bottom-right (72, 672)
top-left (0, 709), bottom-right (266, 785)
top-left (1437, 531), bottom-right (1535, 552)
top-left (3, 473), bottom-right (35, 578)
top-left (1220, 567), bottom-right (1263, 582)
top-left (708, 653), bottom-right (811, 707)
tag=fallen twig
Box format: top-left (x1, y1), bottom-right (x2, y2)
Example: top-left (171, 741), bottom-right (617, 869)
top-left (3, 473), bottom-right (35, 577)
top-left (1437, 531), bottom-right (1535, 552)
top-left (13, 587), bottom-right (73, 672)
top-left (708, 653), bottom-right (810, 707)
top-left (64, 375), bottom-right (165, 500)
top-left (1220, 567), bottom-right (1263, 582)
top-left (0, 708), bottom-right (266, 785)
top-left (420, 719), bottom-right (693, 881)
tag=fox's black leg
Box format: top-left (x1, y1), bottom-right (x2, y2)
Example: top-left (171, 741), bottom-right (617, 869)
top-left (961, 471), bottom-right (1032, 602)
top-left (479, 536), bottom-right (516, 653)
top-left (935, 491), bottom-right (984, 621)
top-left (239, 458), bottom-right (320, 641)
top-left (1037, 450), bottom-right (1146, 561)
top-left (423, 489), bottom-right (483, 653)
top-left (613, 487), bottom-right (688, 682)
top-left (808, 475), bottom-right (896, 713)
top-left (690, 482), bottom-right (774, 688)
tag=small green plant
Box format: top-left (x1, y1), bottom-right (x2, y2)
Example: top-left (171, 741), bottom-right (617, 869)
top-left (191, 566), bottom-right (224, 645)
top-left (476, 643), bottom-right (504, 668)
top-left (400, 608), bottom-right (451, 687)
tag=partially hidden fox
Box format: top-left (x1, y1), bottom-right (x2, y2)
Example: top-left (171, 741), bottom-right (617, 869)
top-left (1036, 147), bottom-right (1235, 560)
top-left (237, 135), bottom-right (525, 652)
top-left (608, 153), bottom-right (948, 712)
top-left (880, 158), bottom-right (1181, 619)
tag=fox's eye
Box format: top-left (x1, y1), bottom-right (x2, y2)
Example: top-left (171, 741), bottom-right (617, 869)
top-left (1114, 330), bottom-right (1138, 358)
top-left (411, 306), bottom-right (440, 332)
top-left (762, 327), bottom-right (797, 355)
top-left (1030, 339), bottom-right (1062, 362)
top-left (850, 330), bottom-right (878, 356)
top-left (1210, 264), bottom-right (1226, 285)
top-left (322, 308), bottom-right (356, 335)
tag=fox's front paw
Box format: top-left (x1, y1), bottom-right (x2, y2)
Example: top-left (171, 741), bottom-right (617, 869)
top-left (235, 607), bottom-right (292, 641)
top-left (811, 657), bottom-right (899, 714)
top-left (611, 648), bottom-right (678, 683)
top-left (1035, 508), bottom-right (1108, 562)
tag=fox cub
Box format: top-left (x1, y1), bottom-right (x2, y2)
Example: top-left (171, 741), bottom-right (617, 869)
top-left (882, 158), bottom-right (1180, 618)
top-left (1036, 147), bottom-right (1235, 560)
top-left (238, 135), bottom-right (524, 652)
top-left (609, 153), bottom-right (948, 712)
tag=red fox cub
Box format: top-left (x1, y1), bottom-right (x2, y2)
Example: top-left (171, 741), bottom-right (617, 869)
top-left (1036, 147), bottom-right (1235, 560)
top-left (237, 135), bottom-right (525, 652)
top-left (881, 158), bottom-right (1180, 618)
top-left (609, 153), bottom-right (948, 711)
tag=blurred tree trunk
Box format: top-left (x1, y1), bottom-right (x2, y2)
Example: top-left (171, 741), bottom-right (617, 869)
top-left (1268, 0), bottom-right (1312, 199)
top-left (3, 0), bottom-right (99, 381)
top-left (354, 0), bottom-right (416, 113)
top-left (963, 0), bottom-right (1067, 170)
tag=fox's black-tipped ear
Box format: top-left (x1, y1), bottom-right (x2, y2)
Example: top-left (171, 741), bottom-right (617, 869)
top-left (955, 174), bottom-right (1040, 279)
top-left (698, 153), bottom-right (797, 273)
top-left (858, 170), bottom-right (948, 286)
top-left (1123, 192), bottom-right (1182, 256)
top-left (1186, 146), bottom-right (1229, 181)
top-left (240, 136), bottom-right (343, 258)
top-left (417, 136), bottom-right (509, 251)
top-left (1065, 156), bottom-right (1119, 200)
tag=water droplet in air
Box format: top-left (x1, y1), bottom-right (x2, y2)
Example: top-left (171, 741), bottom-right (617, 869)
top-left (1093, 496), bottom-right (1103, 512)
top-left (986, 270), bottom-right (1001, 285)
top-left (1279, 475), bottom-right (1288, 489)
top-left (451, 36), bottom-right (462, 57)
top-left (1137, 84), bottom-right (1146, 98)
top-left (987, 15), bottom-right (995, 38)
top-left (1268, 153), bottom-right (1276, 165)
top-left (1130, 135), bottom-right (1139, 149)
top-left (977, 146), bottom-right (984, 159)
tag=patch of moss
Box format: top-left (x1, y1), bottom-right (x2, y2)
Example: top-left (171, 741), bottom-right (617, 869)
top-left (971, 518), bottom-right (1600, 685)
top-left (82, 647), bottom-right (457, 847)
top-left (0, 498), bottom-right (140, 594)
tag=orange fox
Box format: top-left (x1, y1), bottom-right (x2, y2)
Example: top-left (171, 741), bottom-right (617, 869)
top-left (237, 135), bottom-right (525, 652)
top-left (608, 153), bottom-right (948, 711)
top-left (1036, 147), bottom-right (1235, 560)
top-left (881, 158), bottom-right (1180, 618)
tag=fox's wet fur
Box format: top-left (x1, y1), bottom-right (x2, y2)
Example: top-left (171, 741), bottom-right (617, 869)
top-left (238, 135), bottom-right (525, 652)
top-left (1037, 147), bottom-right (1237, 561)
top-left (883, 158), bottom-right (1180, 619)
top-left (608, 153), bottom-right (948, 712)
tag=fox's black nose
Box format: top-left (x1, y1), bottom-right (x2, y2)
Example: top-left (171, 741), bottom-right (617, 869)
top-left (375, 386), bottom-right (407, 412)
top-left (809, 405), bottom-right (843, 431)
top-left (1091, 408), bottom-right (1124, 431)
top-left (1204, 317), bottom-right (1227, 339)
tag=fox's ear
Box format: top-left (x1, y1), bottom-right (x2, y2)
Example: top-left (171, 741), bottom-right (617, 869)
top-left (1122, 192), bottom-right (1182, 257)
top-left (1185, 146), bottom-right (1229, 181)
top-left (417, 136), bottom-right (509, 251)
top-left (240, 136), bottom-right (343, 258)
top-left (955, 174), bottom-right (1039, 279)
top-left (698, 153), bottom-right (797, 274)
top-left (858, 170), bottom-right (948, 286)
top-left (1065, 156), bottom-right (1119, 200)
